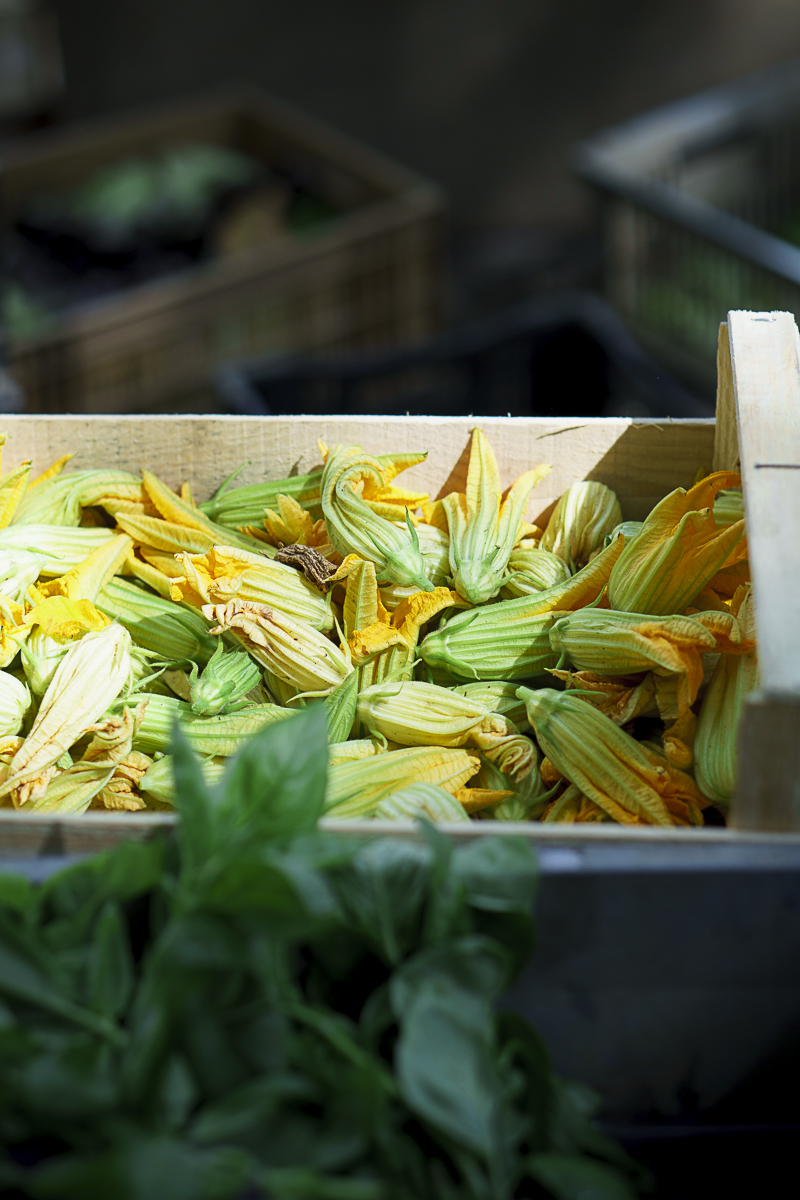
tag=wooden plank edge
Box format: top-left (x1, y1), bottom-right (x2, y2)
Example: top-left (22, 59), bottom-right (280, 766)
top-left (2, 809), bottom-right (800, 857)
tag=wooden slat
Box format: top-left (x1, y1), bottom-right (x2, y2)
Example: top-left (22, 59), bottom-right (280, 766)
top-left (3, 808), bottom-right (800, 859)
top-left (728, 311), bottom-right (800, 692)
top-left (0, 414), bottom-right (715, 525)
top-left (728, 310), bottom-right (800, 830)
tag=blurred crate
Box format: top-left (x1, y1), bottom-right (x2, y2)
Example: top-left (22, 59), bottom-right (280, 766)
top-left (215, 291), bottom-right (710, 420)
top-left (574, 57), bottom-right (800, 387)
top-left (0, 89), bottom-right (445, 413)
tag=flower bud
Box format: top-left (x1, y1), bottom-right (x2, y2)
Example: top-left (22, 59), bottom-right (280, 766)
top-left (0, 670), bottom-right (31, 736)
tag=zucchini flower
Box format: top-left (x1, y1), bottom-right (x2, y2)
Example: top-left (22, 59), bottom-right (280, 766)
top-left (171, 544), bottom-right (333, 632)
top-left (374, 783), bottom-right (471, 823)
top-left (549, 608), bottom-right (722, 718)
top-left (338, 555), bottom-right (467, 690)
top-left (475, 754), bottom-right (548, 822)
top-left (441, 428), bottom-right (550, 604)
top-left (262, 492), bottom-right (331, 550)
top-left (139, 752), bottom-right (226, 807)
top-left (547, 668), bottom-right (657, 726)
top-left (139, 469), bottom-right (265, 556)
top-left (21, 596), bottom-right (111, 695)
top-left (36, 532), bottom-right (133, 603)
top-left (0, 547), bottom-right (47, 603)
top-left (517, 686), bottom-right (707, 827)
top-left (713, 488), bottom-right (744, 527)
top-left (321, 443), bottom-right (434, 591)
top-left (540, 481), bottom-right (622, 568)
top-left (379, 524), bottom-right (450, 610)
top-left (694, 586), bottom-right (758, 805)
top-left (607, 471), bottom-right (745, 615)
top-left (325, 744), bottom-right (482, 818)
top-left (0, 670), bottom-right (31, 737)
top-left (608, 520), bottom-right (643, 545)
top-left (189, 641), bottom-right (261, 716)
top-left (133, 692), bottom-right (290, 757)
top-left (355, 679), bottom-right (533, 777)
top-left (12, 468), bottom-right (141, 526)
top-left (204, 599), bottom-right (352, 700)
top-left (1, 622), bottom-right (133, 806)
top-left (502, 546), bottom-right (571, 599)
top-left (27, 706), bottom-right (145, 814)
top-left (450, 680), bottom-right (531, 731)
top-left (98, 577), bottom-right (219, 665)
top-left (0, 524), bottom-right (117, 576)
top-left (0, 460), bottom-right (32, 528)
top-left (419, 532), bottom-right (626, 681)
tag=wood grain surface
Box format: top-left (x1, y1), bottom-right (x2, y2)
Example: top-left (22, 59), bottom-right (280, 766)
top-left (0, 414), bottom-right (715, 524)
top-left (728, 310), bottom-right (800, 830)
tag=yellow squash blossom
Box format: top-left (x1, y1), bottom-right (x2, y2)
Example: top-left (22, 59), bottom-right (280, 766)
top-left (1, 622), bottom-right (133, 807)
top-left (539, 481), bottom-right (621, 569)
top-left (347, 575), bottom-right (468, 689)
top-left (171, 543), bottom-right (333, 632)
top-left (20, 596), bottom-right (111, 695)
top-left (204, 599), bottom-right (352, 700)
top-left (517, 686), bottom-right (707, 827)
top-left (321, 443), bottom-right (434, 591)
top-left (548, 607), bottom-right (750, 719)
top-left (441, 428), bottom-right (550, 604)
top-left (607, 471), bottom-right (745, 615)
top-left (547, 668), bottom-right (657, 726)
top-left (28, 705), bottom-right (145, 814)
top-left (261, 492), bottom-right (331, 549)
top-left (694, 585), bottom-right (758, 805)
top-left (0, 461), bottom-right (32, 528)
top-left (419, 534), bottom-right (625, 681)
top-left (35, 533), bottom-right (133, 603)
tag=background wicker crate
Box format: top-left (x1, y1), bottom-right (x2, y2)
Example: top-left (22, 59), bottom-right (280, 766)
top-left (575, 57), bottom-right (800, 390)
top-left (1, 90), bottom-right (446, 414)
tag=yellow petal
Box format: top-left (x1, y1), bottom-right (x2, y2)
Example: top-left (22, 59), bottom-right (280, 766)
top-left (116, 512), bottom-right (215, 554)
top-left (419, 501), bottom-right (450, 533)
top-left (454, 786), bottom-right (513, 813)
top-left (393, 587), bottom-right (469, 650)
top-left (0, 462), bottom-right (31, 529)
top-left (29, 453), bottom-right (75, 490)
top-left (142, 469), bottom-right (224, 537)
top-left (37, 533), bottom-right (133, 602)
top-left (25, 596), bottom-right (110, 638)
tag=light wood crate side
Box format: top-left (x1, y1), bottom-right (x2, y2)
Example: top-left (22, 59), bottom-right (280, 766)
top-left (728, 311), bottom-right (800, 830)
top-left (0, 415), bottom-right (715, 525)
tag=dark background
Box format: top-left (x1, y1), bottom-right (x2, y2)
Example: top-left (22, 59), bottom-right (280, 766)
top-left (50, 0), bottom-right (800, 236)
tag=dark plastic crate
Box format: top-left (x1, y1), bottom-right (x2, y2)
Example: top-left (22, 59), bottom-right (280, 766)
top-left (215, 290), bottom-right (709, 419)
top-left (575, 57), bottom-right (800, 386)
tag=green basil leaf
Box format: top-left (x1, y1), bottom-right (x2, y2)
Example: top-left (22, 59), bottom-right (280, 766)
top-left (171, 720), bottom-right (215, 877)
top-left (452, 836), bottom-right (538, 912)
top-left (0, 872), bottom-right (35, 912)
top-left (86, 902), bottom-right (134, 1019)
top-left (528, 1151), bottom-right (639, 1200)
top-left (215, 704), bottom-right (327, 841)
top-left (393, 975), bottom-right (500, 1159)
top-left (329, 839), bottom-right (430, 966)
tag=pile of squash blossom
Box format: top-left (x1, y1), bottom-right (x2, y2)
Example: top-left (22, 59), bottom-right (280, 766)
top-left (0, 429), bottom-right (750, 826)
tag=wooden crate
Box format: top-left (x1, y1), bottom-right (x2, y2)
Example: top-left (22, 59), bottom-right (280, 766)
top-left (1, 90), bottom-right (445, 415)
top-left (0, 309), bottom-right (796, 852)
